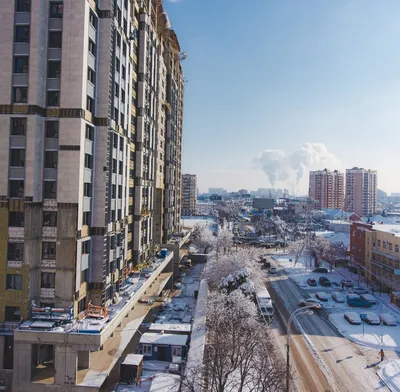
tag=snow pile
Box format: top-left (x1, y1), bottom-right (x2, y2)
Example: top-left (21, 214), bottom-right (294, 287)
top-left (378, 360), bottom-right (400, 392)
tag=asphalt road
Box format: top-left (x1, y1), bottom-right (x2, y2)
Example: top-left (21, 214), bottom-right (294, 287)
top-left (266, 257), bottom-right (390, 392)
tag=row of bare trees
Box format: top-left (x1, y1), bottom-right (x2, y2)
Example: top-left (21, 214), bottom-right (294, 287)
top-left (191, 223), bottom-right (233, 256)
top-left (182, 250), bottom-right (286, 392)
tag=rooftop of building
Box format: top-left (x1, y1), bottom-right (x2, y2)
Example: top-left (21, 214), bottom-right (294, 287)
top-left (372, 223), bottom-right (400, 237)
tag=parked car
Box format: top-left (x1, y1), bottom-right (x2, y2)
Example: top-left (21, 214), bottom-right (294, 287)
top-left (347, 297), bottom-right (372, 308)
top-left (380, 313), bottom-right (397, 326)
top-left (313, 267), bottom-right (328, 273)
top-left (269, 267), bottom-right (277, 274)
top-left (316, 292), bottom-right (329, 302)
top-left (360, 312), bottom-right (380, 325)
top-left (344, 312), bottom-right (362, 325)
top-left (360, 294), bottom-right (376, 305)
top-left (319, 277), bottom-right (331, 287)
top-left (332, 292), bottom-right (346, 303)
top-left (298, 298), bottom-right (322, 309)
top-left (349, 287), bottom-right (370, 295)
top-left (346, 293), bottom-right (360, 300)
top-left (341, 279), bottom-right (354, 288)
top-left (307, 278), bottom-right (317, 287)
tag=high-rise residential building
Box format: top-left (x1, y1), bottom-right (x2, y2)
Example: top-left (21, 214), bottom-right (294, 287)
top-left (345, 167), bottom-right (377, 216)
top-left (0, 0), bottom-right (184, 390)
top-left (182, 174), bottom-right (197, 215)
top-left (309, 169), bottom-right (344, 209)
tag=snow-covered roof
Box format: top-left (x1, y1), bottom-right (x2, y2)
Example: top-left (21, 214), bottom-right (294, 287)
top-left (121, 354), bottom-right (143, 366)
top-left (362, 215), bottom-right (399, 225)
top-left (372, 224), bottom-right (400, 237)
top-left (317, 231), bottom-right (350, 247)
top-left (256, 288), bottom-right (271, 299)
top-left (140, 333), bottom-right (188, 346)
top-left (149, 373), bottom-right (181, 392)
top-left (149, 323), bottom-right (191, 333)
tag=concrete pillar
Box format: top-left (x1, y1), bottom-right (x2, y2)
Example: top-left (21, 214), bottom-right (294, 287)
top-left (13, 342), bottom-right (32, 382)
top-left (0, 336), bottom-right (4, 369)
top-left (54, 345), bottom-right (77, 385)
top-left (77, 350), bottom-right (90, 369)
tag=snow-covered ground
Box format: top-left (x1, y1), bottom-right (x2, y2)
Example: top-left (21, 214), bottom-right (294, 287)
top-left (378, 360), bottom-right (400, 392)
top-left (274, 252), bottom-right (400, 391)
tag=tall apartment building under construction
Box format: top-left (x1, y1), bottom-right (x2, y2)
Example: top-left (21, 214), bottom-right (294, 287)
top-left (0, 0), bottom-right (184, 390)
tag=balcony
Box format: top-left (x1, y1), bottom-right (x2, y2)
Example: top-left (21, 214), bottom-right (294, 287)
top-left (7, 260), bottom-right (23, 268)
top-left (42, 226), bottom-right (57, 239)
top-left (0, 322), bottom-right (21, 335)
top-left (41, 259), bottom-right (56, 271)
top-left (372, 247), bottom-right (400, 262)
top-left (8, 227), bottom-right (24, 238)
top-left (40, 288), bottom-right (55, 298)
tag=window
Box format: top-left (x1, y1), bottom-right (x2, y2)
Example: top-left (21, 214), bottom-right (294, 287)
top-left (115, 83), bottom-right (119, 98)
top-left (16, 0), bottom-right (31, 12)
top-left (8, 213), bottom-right (24, 231)
top-left (89, 10), bottom-right (98, 28)
top-left (13, 87), bottom-right (28, 103)
top-left (377, 240), bottom-right (381, 247)
top-left (5, 307), bottom-right (20, 322)
top-left (121, 89), bottom-right (125, 103)
top-left (114, 108), bottom-right (119, 122)
top-left (84, 182), bottom-right (91, 197)
top-left (11, 118), bottom-right (27, 135)
top-left (15, 25), bottom-right (30, 43)
top-left (389, 243), bottom-right (393, 251)
top-left (6, 274), bottom-right (22, 290)
top-left (119, 161), bottom-right (123, 175)
top-left (43, 211), bottom-right (57, 227)
top-left (82, 241), bottom-right (90, 255)
top-left (112, 159), bottom-right (117, 173)
top-left (49, 2), bottom-right (63, 18)
top-left (47, 90), bottom-right (60, 106)
top-left (120, 136), bottom-right (124, 151)
top-left (9, 180), bottom-right (24, 198)
top-left (83, 211), bottom-right (91, 225)
top-left (48, 31), bottom-right (62, 48)
top-left (120, 113), bottom-right (125, 125)
top-left (88, 39), bottom-right (96, 56)
top-left (87, 67), bottom-right (96, 84)
top-left (171, 346), bottom-right (182, 357)
top-left (13, 56), bottom-right (29, 73)
top-left (118, 185), bottom-right (122, 199)
top-left (41, 272), bottom-right (55, 288)
top-left (383, 241), bottom-right (387, 249)
top-left (84, 154), bottom-right (93, 169)
top-left (81, 269), bottom-right (88, 284)
top-left (44, 151), bottom-right (58, 168)
top-left (45, 121), bottom-right (59, 138)
top-left (87, 96), bottom-right (95, 113)
top-left (43, 180), bottom-right (57, 199)
top-left (42, 242), bottom-right (56, 259)
top-left (7, 242), bottom-right (24, 261)
top-left (112, 184), bottom-right (116, 198)
top-left (123, 42), bottom-right (127, 56)
top-left (116, 57), bottom-right (120, 71)
top-left (85, 125), bottom-right (94, 140)
top-left (142, 344), bottom-right (152, 356)
top-left (9, 149), bottom-right (25, 167)
top-left (396, 245), bottom-right (399, 253)
top-left (116, 33), bottom-right (121, 48)
top-left (122, 65), bottom-right (126, 80)
top-left (47, 61), bottom-right (61, 78)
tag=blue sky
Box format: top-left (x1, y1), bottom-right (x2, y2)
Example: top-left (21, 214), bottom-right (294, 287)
top-left (165, 0), bottom-right (400, 194)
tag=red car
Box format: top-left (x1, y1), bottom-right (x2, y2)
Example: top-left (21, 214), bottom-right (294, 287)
top-left (307, 278), bottom-right (317, 287)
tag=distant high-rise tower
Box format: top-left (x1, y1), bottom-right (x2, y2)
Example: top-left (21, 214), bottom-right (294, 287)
top-left (182, 174), bottom-right (198, 215)
top-left (345, 168), bottom-right (377, 216)
top-left (309, 169), bottom-right (344, 209)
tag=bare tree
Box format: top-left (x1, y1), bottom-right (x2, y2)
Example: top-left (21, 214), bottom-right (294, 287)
top-left (287, 240), bottom-right (307, 265)
top-left (215, 227), bottom-right (233, 255)
top-left (325, 241), bottom-right (347, 271)
top-left (192, 223), bottom-right (216, 254)
top-left (182, 291), bottom-right (286, 392)
top-left (305, 236), bottom-right (330, 268)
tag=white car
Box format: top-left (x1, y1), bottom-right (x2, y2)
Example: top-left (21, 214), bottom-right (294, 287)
top-left (360, 294), bottom-right (377, 305)
top-left (298, 298), bottom-right (322, 309)
top-left (332, 292), bottom-right (346, 303)
top-left (362, 312), bottom-right (380, 325)
top-left (349, 287), bottom-right (369, 295)
top-left (380, 313), bottom-right (397, 326)
top-left (315, 292), bottom-right (329, 302)
top-left (344, 312), bottom-right (361, 325)
top-left (346, 293), bottom-right (361, 300)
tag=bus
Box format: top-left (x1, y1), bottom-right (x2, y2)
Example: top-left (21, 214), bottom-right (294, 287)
top-left (256, 288), bottom-right (274, 321)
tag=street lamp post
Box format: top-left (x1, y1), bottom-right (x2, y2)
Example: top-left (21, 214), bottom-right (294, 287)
top-left (286, 306), bottom-right (315, 392)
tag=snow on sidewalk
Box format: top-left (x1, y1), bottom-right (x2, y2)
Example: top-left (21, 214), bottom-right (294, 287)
top-left (378, 360), bottom-right (400, 392)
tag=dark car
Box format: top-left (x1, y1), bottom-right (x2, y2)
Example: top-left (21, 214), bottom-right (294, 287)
top-left (307, 278), bottom-right (317, 287)
top-left (313, 267), bottom-right (328, 273)
top-left (319, 277), bottom-right (331, 287)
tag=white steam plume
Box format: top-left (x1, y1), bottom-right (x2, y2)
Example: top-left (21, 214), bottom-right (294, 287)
top-left (254, 142), bottom-right (340, 188)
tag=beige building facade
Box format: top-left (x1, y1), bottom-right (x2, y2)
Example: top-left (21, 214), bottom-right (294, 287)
top-left (309, 169), bottom-right (344, 209)
top-left (182, 173), bottom-right (197, 216)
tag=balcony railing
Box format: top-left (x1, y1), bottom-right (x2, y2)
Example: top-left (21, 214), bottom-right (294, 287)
top-left (0, 322), bottom-right (20, 335)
